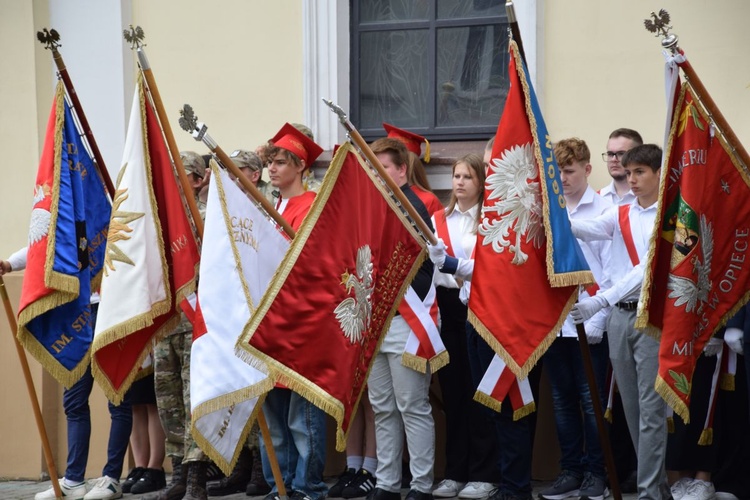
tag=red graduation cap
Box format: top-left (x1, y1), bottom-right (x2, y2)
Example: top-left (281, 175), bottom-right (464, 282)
top-left (270, 123), bottom-right (323, 166)
top-left (383, 122), bottom-right (431, 163)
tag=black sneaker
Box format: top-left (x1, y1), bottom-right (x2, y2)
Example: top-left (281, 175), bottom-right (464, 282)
top-left (122, 467), bottom-right (145, 493)
top-left (342, 469), bottom-right (376, 498)
top-left (405, 489), bottom-right (434, 500)
top-left (367, 488), bottom-right (401, 500)
top-left (329, 468), bottom-right (357, 498)
top-left (291, 491), bottom-right (313, 500)
top-left (131, 467), bottom-right (167, 494)
top-left (538, 470), bottom-right (583, 500)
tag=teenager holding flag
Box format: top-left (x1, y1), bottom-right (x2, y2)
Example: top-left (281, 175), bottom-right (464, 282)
top-left (257, 123), bottom-right (328, 500)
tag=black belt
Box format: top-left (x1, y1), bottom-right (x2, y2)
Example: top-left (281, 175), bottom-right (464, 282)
top-left (616, 300), bottom-right (638, 311)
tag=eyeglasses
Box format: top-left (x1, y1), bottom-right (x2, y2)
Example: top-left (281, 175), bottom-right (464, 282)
top-left (601, 151), bottom-right (628, 162)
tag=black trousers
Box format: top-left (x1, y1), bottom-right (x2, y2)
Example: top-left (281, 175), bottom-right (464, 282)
top-left (436, 286), bottom-right (500, 482)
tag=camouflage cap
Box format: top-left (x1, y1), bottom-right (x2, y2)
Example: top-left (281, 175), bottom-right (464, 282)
top-left (180, 151), bottom-right (206, 178)
top-left (230, 149), bottom-right (264, 172)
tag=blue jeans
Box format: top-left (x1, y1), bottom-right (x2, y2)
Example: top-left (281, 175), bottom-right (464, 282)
top-left (260, 388), bottom-right (328, 500)
top-left (466, 322), bottom-right (540, 498)
top-left (63, 366), bottom-right (132, 482)
top-left (543, 336), bottom-right (609, 479)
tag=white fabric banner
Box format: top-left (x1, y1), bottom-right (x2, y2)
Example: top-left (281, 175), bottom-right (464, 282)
top-left (94, 84), bottom-right (170, 354)
top-left (191, 165), bottom-right (289, 473)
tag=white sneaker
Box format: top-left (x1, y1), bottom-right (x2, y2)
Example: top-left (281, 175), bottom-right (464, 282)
top-left (433, 479), bottom-right (466, 498)
top-left (714, 492), bottom-right (739, 500)
top-left (35, 479), bottom-right (87, 500)
top-left (83, 476), bottom-right (122, 500)
top-left (671, 478), bottom-right (694, 500)
top-left (682, 480), bottom-right (716, 500)
top-left (458, 482), bottom-right (497, 499)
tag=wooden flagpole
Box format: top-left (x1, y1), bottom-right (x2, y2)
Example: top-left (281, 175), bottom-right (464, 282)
top-left (177, 104), bottom-right (296, 240)
top-left (505, 3), bottom-right (623, 499)
top-left (37, 29), bottom-right (115, 198)
top-left (645, 10), bottom-right (750, 170)
top-left (123, 27), bottom-right (205, 238)
top-left (321, 100), bottom-right (437, 246)
top-left (0, 275), bottom-right (62, 498)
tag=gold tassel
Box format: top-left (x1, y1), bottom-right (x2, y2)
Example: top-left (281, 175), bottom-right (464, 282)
top-left (720, 373), bottom-right (735, 391)
top-left (698, 428), bottom-right (713, 446)
top-left (513, 402), bottom-right (536, 421)
top-left (604, 408), bottom-right (613, 424)
top-left (473, 390), bottom-right (502, 412)
top-left (667, 417), bottom-right (675, 433)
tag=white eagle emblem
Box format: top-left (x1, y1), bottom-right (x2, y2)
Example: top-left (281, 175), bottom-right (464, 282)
top-left (334, 245), bottom-right (375, 344)
top-left (667, 214), bottom-right (714, 313)
top-left (479, 143), bottom-right (543, 265)
top-left (29, 184), bottom-right (51, 245)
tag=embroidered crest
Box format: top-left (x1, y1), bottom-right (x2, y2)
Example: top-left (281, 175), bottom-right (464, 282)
top-left (667, 214), bottom-right (714, 313)
top-left (104, 163), bottom-right (145, 275)
top-left (334, 245), bottom-right (375, 344)
top-left (479, 143), bottom-right (543, 265)
top-left (28, 184), bottom-right (52, 245)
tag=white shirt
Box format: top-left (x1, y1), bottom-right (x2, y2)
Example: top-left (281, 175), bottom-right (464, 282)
top-left (599, 180), bottom-right (636, 206)
top-left (431, 204), bottom-right (478, 290)
top-left (560, 186), bottom-right (613, 338)
top-left (571, 198), bottom-right (657, 305)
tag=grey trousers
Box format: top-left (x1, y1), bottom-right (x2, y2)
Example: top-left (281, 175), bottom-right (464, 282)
top-left (368, 316), bottom-right (435, 493)
top-left (608, 307), bottom-right (671, 500)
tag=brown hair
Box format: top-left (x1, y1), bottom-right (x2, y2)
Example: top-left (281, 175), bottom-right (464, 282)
top-left (407, 152), bottom-right (432, 191)
top-left (553, 137), bottom-right (590, 167)
top-left (609, 128), bottom-right (643, 145)
top-left (446, 153), bottom-right (485, 231)
top-left (621, 143), bottom-right (662, 172)
top-left (370, 137), bottom-right (409, 169)
top-left (266, 145), bottom-right (304, 170)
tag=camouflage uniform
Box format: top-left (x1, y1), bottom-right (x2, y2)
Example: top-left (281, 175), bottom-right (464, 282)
top-left (154, 315), bottom-right (206, 463)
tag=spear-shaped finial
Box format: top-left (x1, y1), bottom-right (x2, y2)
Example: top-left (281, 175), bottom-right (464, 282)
top-left (123, 25), bottom-right (146, 50)
top-left (644, 9), bottom-right (679, 52)
top-left (36, 28), bottom-right (61, 50)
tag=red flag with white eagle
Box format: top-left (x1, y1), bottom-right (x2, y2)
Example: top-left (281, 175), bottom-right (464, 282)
top-left (236, 142), bottom-right (425, 449)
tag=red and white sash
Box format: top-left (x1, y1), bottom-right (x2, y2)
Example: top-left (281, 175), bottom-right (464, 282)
top-left (399, 285), bottom-right (448, 373)
top-left (618, 205), bottom-right (640, 266)
top-left (474, 354), bottom-right (535, 419)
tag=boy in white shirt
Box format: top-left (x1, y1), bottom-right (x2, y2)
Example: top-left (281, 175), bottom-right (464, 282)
top-left (569, 144), bottom-right (670, 499)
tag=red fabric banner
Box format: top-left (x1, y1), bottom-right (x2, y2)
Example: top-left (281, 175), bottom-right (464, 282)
top-left (237, 143), bottom-right (425, 449)
top-left (638, 76), bottom-right (750, 422)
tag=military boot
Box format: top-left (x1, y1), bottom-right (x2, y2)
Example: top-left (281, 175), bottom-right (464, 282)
top-left (246, 447), bottom-right (271, 496)
top-left (183, 461), bottom-right (208, 500)
top-left (207, 448), bottom-right (252, 496)
top-left (140, 456), bottom-right (187, 500)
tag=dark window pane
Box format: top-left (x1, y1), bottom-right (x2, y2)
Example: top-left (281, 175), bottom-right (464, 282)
top-left (359, 30), bottom-right (430, 129)
top-left (436, 25), bottom-right (508, 127)
top-left (361, 0), bottom-right (429, 22)
top-left (437, 0), bottom-right (504, 19)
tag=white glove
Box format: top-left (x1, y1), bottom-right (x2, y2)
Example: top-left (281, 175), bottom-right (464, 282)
top-left (702, 336), bottom-right (723, 357)
top-left (571, 295), bottom-right (608, 324)
top-left (585, 324), bottom-right (604, 345)
top-left (724, 327), bottom-right (744, 355)
top-left (428, 238), bottom-right (447, 269)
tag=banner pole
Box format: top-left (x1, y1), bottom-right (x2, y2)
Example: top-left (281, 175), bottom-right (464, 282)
top-left (37, 29), bottom-right (115, 198)
top-left (0, 276), bottom-right (62, 498)
top-left (177, 103), bottom-right (296, 239)
top-left (644, 11), bottom-right (750, 170)
top-left (322, 100), bottom-right (437, 245)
